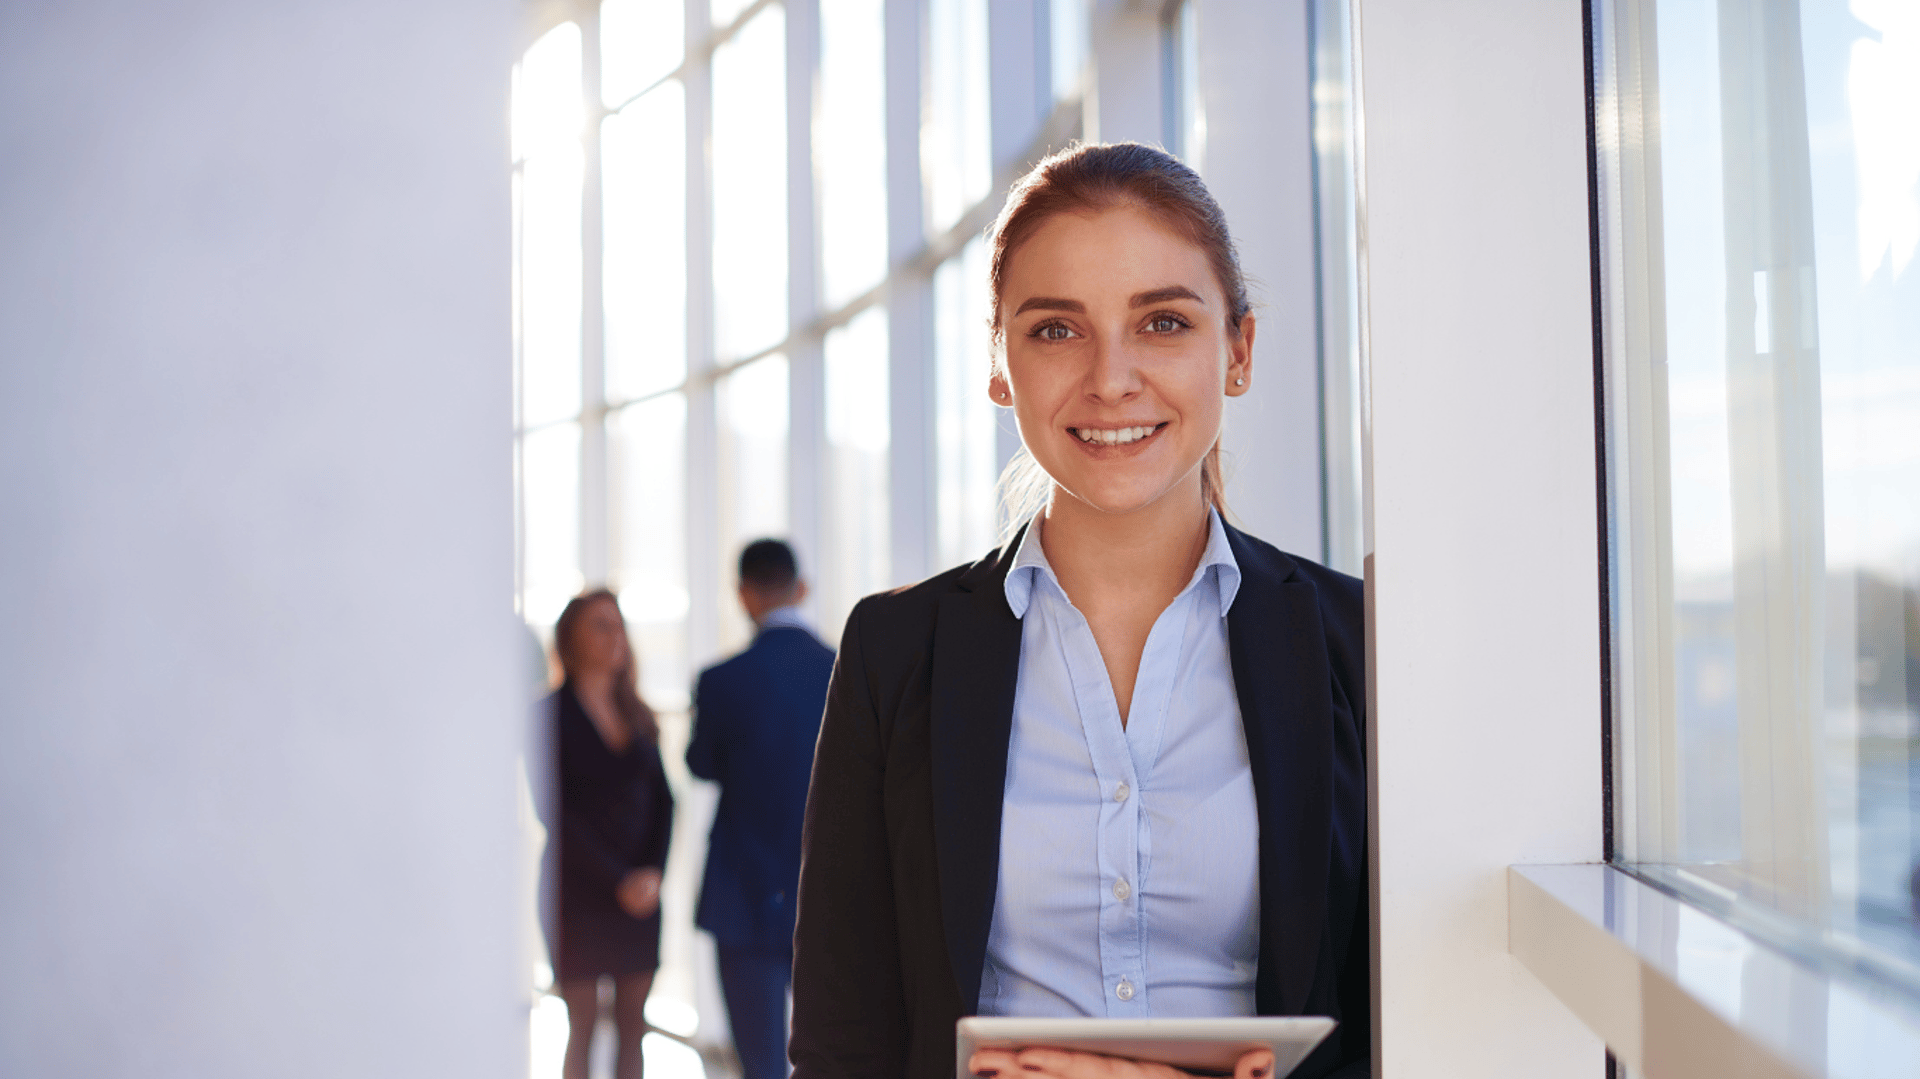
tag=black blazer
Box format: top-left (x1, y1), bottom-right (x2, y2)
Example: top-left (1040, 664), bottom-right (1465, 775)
top-left (547, 685), bottom-right (675, 915)
top-left (790, 522), bottom-right (1370, 1079)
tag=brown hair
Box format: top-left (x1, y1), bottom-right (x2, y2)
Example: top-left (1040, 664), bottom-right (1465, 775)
top-left (553, 589), bottom-right (659, 746)
top-left (988, 142), bottom-right (1247, 517)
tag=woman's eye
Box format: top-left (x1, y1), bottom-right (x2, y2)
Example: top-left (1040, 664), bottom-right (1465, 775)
top-left (1035, 323), bottom-right (1073, 341)
top-left (1148, 315), bottom-right (1186, 333)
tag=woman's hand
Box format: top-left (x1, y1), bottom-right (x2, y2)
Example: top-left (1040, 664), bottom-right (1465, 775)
top-left (616, 867), bottom-right (663, 918)
top-left (967, 1047), bottom-right (1275, 1079)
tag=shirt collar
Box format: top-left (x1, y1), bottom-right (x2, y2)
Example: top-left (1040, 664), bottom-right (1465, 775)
top-left (1003, 508), bottom-right (1241, 619)
top-left (758, 604), bottom-right (810, 633)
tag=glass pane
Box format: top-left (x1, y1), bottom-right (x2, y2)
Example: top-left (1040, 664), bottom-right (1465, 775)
top-left (515, 24), bottom-right (585, 429)
top-left (605, 81), bottom-right (688, 401)
top-left (712, 5), bottom-right (789, 361)
top-left (1600, 0), bottom-right (1920, 982)
top-left (1050, 0), bottom-right (1090, 103)
top-left (513, 22), bottom-right (584, 162)
top-left (823, 307), bottom-right (891, 642)
top-left (601, 0), bottom-right (683, 107)
top-left (924, 0), bottom-right (991, 233)
top-left (612, 394), bottom-right (690, 712)
top-left (935, 239), bottom-right (997, 568)
top-left (717, 356), bottom-right (790, 650)
top-left (521, 423), bottom-right (584, 630)
top-left (817, 0), bottom-right (889, 308)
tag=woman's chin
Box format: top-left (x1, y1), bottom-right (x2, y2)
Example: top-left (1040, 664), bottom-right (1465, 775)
top-left (1051, 478), bottom-right (1190, 520)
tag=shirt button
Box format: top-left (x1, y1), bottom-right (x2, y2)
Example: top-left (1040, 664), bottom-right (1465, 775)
top-left (1113, 783), bottom-right (1129, 802)
top-left (1116, 979), bottom-right (1135, 1001)
top-left (1113, 879), bottom-right (1131, 901)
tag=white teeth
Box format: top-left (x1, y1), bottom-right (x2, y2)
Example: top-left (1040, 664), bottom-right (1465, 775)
top-left (1077, 425), bottom-right (1158, 445)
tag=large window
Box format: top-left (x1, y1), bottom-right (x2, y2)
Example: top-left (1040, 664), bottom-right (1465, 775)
top-left (1596, 0), bottom-right (1920, 995)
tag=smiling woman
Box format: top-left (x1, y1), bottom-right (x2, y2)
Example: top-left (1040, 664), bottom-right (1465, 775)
top-left (789, 144), bottom-right (1369, 1079)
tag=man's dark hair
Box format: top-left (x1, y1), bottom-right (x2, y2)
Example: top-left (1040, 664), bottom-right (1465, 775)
top-left (739, 538), bottom-right (799, 592)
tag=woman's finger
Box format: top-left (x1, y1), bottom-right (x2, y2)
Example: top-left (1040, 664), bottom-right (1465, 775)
top-left (967, 1048), bottom-right (1023, 1077)
top-left (1232, 1048), bottom-right (1275, 1079)
top-left (1009, 1047), bottom-right (1189, 1079)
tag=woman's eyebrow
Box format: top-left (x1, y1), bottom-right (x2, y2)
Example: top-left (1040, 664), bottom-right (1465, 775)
top-left (1013, 296), bottom-right (1086, 316)
top-left (1130, 285), bottom-right (1205, 307)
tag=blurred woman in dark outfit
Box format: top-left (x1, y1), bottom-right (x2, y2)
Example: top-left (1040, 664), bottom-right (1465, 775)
top-left (547, 589), bottom-right (675, 1079)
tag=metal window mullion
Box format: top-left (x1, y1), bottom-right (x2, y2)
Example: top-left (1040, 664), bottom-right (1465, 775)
top-left (512, 148), bottom-right (528, 617)
top-left (787, 0), bottom-right (826, 619)
top-left (1311, 0), bottom-right (1365, 575)
top-left (886, 0), bottom-right (934, 584)
top-left (685, 0), bottom-right (721, 670)
top-left (580, 7), bottom-right (610, 589)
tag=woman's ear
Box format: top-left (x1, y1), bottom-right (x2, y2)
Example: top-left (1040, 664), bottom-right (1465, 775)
top-left (1225, 315), bottom-right (1256, 396)
top-left (988, 371), bottom-right (1013, 406)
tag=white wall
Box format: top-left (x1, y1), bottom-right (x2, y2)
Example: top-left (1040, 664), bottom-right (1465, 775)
top-left (1357, 0), bottom-right (1608, 1076)
top-left (0, 5), bottom-right (526, 1078)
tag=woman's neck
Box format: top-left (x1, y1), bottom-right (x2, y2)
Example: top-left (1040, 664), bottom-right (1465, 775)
top-left (569, 669), bottom-right (631, 751)
top-left (1037, 477), bottom-right (1211, 613)
top-left (570, 669), bottom-right (616, 706)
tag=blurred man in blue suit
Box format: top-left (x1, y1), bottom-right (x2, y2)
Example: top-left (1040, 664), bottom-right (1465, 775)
top-left (688, 539), bottom-right (834, 1079)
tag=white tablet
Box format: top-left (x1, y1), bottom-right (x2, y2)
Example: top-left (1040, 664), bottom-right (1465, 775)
top-left (955, 1016), bottom-right (1337, 1079)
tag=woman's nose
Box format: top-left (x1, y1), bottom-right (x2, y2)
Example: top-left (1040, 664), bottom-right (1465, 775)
top-left (1085, 335), bottom-right (1142, 402)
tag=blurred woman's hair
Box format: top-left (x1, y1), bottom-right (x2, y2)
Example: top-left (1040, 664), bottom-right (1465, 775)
top-left (987, 141), bottom-right (1247, 541)
top-left (554, 589), bottom-right (659, 745)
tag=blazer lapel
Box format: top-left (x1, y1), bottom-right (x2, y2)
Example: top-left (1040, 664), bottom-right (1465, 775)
top-left (929, 529), bottom-right (1027, 1013)
top-left (1225, 524), bottom-right (1334, 1017)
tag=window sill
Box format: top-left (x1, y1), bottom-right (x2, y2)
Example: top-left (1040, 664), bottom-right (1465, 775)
top-left (1507, 864), bottom-right (1920, 1079)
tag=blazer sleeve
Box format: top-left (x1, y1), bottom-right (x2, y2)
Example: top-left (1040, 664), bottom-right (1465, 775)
top-left (685, 669), bottom-right (723, 782)
top-left (789, 599), bottom-right (911, 1079)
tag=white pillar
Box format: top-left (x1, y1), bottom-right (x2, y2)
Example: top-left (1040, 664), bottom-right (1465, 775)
top-left (1357, 0), bottom-right (1606, 1075)
top-left (0, 3), bottom-right (525, 1077)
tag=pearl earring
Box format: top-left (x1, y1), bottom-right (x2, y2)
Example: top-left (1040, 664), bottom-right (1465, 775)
top-left (1235, 377), bottom-right (1245, 386)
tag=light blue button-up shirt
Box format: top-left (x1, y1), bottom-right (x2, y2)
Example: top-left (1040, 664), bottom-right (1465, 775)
top-left (978, 509), bottom-right (1261, 1018)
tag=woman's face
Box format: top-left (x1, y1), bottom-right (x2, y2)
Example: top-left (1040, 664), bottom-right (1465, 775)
top-left (569, 597), bottom-right (630, 678)
top-left (991, 204), bottom-right (1254, 520)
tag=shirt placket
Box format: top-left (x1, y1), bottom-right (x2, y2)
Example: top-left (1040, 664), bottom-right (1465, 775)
top-left (1043, 589), bottom-right (1148, 1017)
